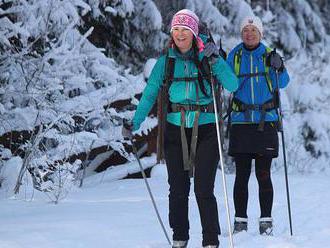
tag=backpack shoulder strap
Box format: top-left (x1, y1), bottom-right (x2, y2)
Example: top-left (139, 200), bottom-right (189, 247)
top-left (262, 46), bottom-right (274, 93)
top-left (198, 56), bottom-right (211, 79)
top-left (234, 48), bottom-right (243, 76)
top-left (157, 52), bottom-right (174, 163)
top-left (164, 53), bottom-right (175, 90)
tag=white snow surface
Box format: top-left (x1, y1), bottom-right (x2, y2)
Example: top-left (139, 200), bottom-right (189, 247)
top-left (0, 158), bottom-right (329, 248)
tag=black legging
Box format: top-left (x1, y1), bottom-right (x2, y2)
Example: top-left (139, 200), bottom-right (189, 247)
top-left (233, 153), bottom-right (273, 218)
top-left (164, 122), bottom-right (220, 246)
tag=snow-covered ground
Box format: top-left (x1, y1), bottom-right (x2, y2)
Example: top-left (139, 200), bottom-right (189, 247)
top-left (0, 159), bottom-right (329, 248)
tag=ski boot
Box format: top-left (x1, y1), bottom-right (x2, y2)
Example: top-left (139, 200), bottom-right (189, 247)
top-left (259, 217), bottom-right (273, 236)
top-left (233, 217), bottom-right (248, 234)
top-left (172, 240), bottom-right (188, 248)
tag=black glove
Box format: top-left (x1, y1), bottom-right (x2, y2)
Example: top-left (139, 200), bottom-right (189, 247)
top-left (266, 50), bottom-right (284, 72)
top-left (122, 119), bottom-right (133, 139)
top-left (204, 42), bottom-right (219, 58)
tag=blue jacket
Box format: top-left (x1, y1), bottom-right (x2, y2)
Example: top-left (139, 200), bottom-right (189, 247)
top-left (227, 42), bottom-right (290, 124)
top-left (133, 47), bottom-right (239, 131)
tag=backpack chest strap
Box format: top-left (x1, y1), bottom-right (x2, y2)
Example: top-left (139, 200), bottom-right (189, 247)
top-left (170, 76), bottom-right (199, 82)
top-left (237, 72), bottom-right (267, 78)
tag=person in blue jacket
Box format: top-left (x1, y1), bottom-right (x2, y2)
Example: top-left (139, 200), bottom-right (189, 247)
top-left (125, 9), bottom-right (238, 248)
top-left (226, 15), bottom-right (290, 235)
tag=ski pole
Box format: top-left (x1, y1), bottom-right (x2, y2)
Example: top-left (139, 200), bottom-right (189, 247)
top-left (130, 137), bottom-right (172, 245)
top-left (275, 69), bottom-right (293, 236)
top-left (209, 59), bottom-right (234, 248)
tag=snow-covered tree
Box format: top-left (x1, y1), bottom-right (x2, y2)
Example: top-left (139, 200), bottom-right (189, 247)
top-left (0, 0), bottom-right (145, 195)
top-left (1, 0), bottom-right (330, 199)
top-left (81, 0), bottom-right (167, 72)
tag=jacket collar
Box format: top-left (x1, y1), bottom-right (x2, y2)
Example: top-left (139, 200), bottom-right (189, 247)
top-left (168, 47), bottom-right (195, 60)
top-left (240, 42), bottom-right (267, 57)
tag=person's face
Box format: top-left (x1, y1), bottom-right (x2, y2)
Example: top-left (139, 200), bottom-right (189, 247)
top-left (172, 27), bottom-right (194, 53)
top-left (241, 25), bottom-right (261, 49)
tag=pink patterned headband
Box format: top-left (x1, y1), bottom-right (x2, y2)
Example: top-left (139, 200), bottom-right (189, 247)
top-left (170, 13), bottom-right (199, 37)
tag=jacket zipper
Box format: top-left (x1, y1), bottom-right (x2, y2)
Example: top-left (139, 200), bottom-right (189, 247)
top-left (184, 62), bottom-right (190, 127)
top-left (250, 53), bottom-right (255, 122)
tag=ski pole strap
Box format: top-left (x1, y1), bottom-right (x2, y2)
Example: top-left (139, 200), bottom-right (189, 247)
top-left (231, 97), bottom-right (277, 131)
top-left (171, 102), bottom-right (214, 113)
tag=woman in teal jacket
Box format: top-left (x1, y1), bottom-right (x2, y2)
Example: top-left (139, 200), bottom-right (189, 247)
top-left (226, 15), bottom-right (290, 235)
top-left (131, 9), bottom-right (238, 248)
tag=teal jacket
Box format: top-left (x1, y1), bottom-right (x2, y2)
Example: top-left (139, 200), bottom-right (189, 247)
top-left (132, 47), bottom-right (238, 131)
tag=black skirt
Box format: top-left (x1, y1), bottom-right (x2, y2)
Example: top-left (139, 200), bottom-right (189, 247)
top-left (228, 123), bottom-right (279, 158)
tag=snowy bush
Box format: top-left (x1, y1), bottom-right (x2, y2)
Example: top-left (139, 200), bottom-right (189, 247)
top-left (0, 0), bottom-right (146, 198)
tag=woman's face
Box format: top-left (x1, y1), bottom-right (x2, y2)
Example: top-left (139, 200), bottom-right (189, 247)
top-left (172, 27), bottom-right (194, 53)
top-left (241, 25), bottom-right (261, 49)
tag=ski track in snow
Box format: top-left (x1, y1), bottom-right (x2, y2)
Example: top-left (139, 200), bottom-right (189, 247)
top-left (0, 163), bottom-right (329, 248)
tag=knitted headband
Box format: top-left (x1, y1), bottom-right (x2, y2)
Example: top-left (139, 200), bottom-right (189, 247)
top-left (170, 9), bottom-right (204, 52)
top-left (170, 9), bottom-right (199, 37)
